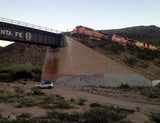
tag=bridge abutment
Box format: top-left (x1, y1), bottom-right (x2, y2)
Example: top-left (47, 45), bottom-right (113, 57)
top-left (41, 36), bottom-right (152, 86)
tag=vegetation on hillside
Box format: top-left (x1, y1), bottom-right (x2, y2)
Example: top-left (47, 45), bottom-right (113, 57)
top-left (101, 25), bottom-right (160, 47)
top-left (0, 43), bottom-right (46, 82)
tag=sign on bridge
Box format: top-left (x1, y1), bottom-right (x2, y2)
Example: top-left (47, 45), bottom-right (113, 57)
top-left (0, 18), bottom-right (62, 47)
top-left (0, 29), bottom-right (32, 41)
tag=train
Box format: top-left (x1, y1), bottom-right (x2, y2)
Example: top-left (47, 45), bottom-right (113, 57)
top-left (71, 25), bottom-right (158, 50)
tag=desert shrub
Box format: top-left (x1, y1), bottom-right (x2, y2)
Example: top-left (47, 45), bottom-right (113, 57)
top-left (78, 97), bottom-right (87, 106)
top-left (32, 68), bottom-right (42, 74)
top-left (32, 74), bottom-right (41, 81)
top-left (110, 43), bottom-right (125, 54)
top-left (149, 112), bottom-right (160, 123)
top-left (0, 67), bottom-right (42, 82)
top-left (32, 68), bottom-right (42, 81)
top-left (18, 112), bottom-right (32, 119)
top-left (154, 60), bottom-right (160, 67)
top-left (0, 93), bottom-right (8, 102)
top-left (70, 97), bottom-right (75, 102)
top-left (139, 85), bottom-right (160, 98)
top-left (14, 86), bottom-right (24, 93)
top-left (43, 94), bottom-right (55, 103)
top-left (0, 73), bottom-right (14, 82)
top-left (14, 70), bottom-right (32, 79)
top-left (139, 61), bottom-right (149, 68)
top-left (117, 85), bottom-right (160, 98)
top-left (137, 52), bottom-right (153, 60)
top-left (19, 98), bottom-right (38, 107)
top-left (118, 84), bottom-right (131, 91)
top-left (46, 105), bottom-right (133, 122)
top-left (98, 85), bottom-right (106, 88)
top-left (47, 111), bottom-right (82, 121)
top-left (31, 87), bottom-right (45, 95)
top-left (90, 103), bottom-right (102, 108)
top-left (137, 48), bottom-right (160, 61)
top-left (136, 106), bottom-right (141, 112)
top-left (55, 100), bottom-right (73, 109)
top-left (124, 56), bottom-right (138, 66)
top-left (83, 107), bottom-right (126, 123)
top-left (126, 44), bottom-right (137, 55)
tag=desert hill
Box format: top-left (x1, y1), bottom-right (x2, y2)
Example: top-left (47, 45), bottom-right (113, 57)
top-left (0, 43), bottom-right (46, 69)
top-left (101, 25), bottom-right (160, 47)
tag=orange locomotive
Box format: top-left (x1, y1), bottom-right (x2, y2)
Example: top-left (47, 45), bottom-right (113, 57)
top-left (71, 25), bottom-right (108, 40)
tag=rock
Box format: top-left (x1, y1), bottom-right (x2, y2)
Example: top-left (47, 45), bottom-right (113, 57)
top-left (8, 114), bottom-right (17, 121)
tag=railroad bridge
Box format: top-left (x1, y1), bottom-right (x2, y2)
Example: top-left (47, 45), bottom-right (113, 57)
top-left (0, 17), bottom-right (63, 47)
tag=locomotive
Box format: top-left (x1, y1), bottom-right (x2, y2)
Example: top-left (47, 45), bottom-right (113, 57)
top-left (71, 25), bottom-right (108, 40)
top-left (71, 25), bottom-right (158, 50)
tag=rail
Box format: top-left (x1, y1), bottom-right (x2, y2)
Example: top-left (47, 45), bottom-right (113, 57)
top-left (0, 17), bottom-right (63, 34)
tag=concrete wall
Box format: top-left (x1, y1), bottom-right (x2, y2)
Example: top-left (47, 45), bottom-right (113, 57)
top-left (56, 74), bottom-right (152, 87)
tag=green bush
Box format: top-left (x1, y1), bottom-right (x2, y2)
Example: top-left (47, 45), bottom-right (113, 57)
top-left (70, 97), bottom-right (75, 102)
top-left (19, 98), bottom-right (38, 107)
top-left (31, 87), bottom-right (45, 95)
top-left (32, 68), bottom-right (42, 74)
top-left (139, 85), bottom-right (160, 98)
top-left (14, 70), bottom-right (32, 79)
top-left (110, 43), bottom-right (125, 54)
top-left (0, 93), bottom-right (8, 102)
top-left (55, 100), bottom-right (73, 109)
top-left (118, 84), bottom-right (131, 91)
top-left (14, 86), bottom-right (24, 93)
top-left (83, 107), bottom-right (126, 123)
top-left (32, 68), bottom-right (42, 81)
top-left (137, 48), bottom-right (160, 61)
top-left (140, 61), bottom-right (149, 68)
top-left (0, 67), bottom-right (42, 82)
top-left (78, 97), bottom-right (87, 106)
top-left (47, 111), bottom-right (82, 121)
top-left (0, 73), bottom-right (15, 82)
top-left (43, 94), bottom-right (55, 103)
top-left (124, 56), bottom-right (138, 66)
top-left (117, 85), bottom-right (160, 98)
top-left (150, 112), bottom-right (160, 123)
top-left (18, 112), bottom-right (32, 119)
top-left (154, 61), bottom-right (160, 67)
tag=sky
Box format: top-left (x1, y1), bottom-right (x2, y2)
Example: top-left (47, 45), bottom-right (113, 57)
top-left (0, 0), bottom-right (160, 47)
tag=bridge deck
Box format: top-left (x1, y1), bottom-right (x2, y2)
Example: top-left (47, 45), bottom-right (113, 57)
top-left (0, 17), bottom-right (63, 47)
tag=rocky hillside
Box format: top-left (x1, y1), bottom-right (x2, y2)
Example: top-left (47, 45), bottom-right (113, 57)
top-left (0, 43), bottom-right (46, 69)
top-left (101, 25), bottom-right (160, 47)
